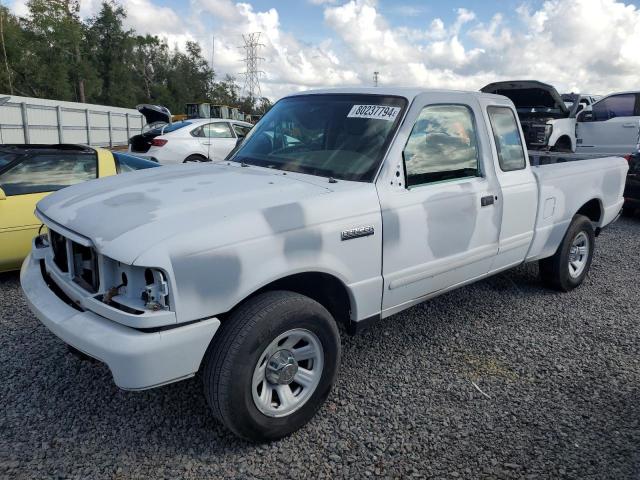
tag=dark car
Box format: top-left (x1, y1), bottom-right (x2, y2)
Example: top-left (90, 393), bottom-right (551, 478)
top-left (623, 152), bottom-right (640, 215)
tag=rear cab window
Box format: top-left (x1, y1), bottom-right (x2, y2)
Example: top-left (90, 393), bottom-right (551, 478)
top-left (403, 104), bottom-right (480, 188)
top-left (487, 106), bottom-right (527, 171)
top-left (0, 147), bottom-right (98, 196)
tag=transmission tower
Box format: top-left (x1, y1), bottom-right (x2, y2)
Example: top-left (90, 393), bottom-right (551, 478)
top-left (240, 32), bottom-right (265, 101)
top-left (373, 71), bottom-right (379, 87)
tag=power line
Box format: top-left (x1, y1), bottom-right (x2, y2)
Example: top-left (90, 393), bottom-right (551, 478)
top-left (239, 32), bottom-right (265, 101)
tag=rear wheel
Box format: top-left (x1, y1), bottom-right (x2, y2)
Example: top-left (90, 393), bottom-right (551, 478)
top-left (202, 291), bottom-right (341, 441)
top-left (539, 214), bottom-right (595, 291)
top-left (183, 154), bottom-right (208, 163)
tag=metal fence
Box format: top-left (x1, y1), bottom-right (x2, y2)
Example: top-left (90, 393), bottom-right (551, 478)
top-left (0, 96), bottom-right (144, 147)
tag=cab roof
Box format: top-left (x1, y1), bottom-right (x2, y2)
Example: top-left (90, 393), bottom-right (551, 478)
top-left (284, 86), bottom-right (509, 103)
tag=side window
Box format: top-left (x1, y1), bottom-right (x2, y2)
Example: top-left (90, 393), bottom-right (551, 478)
top-left (0, 153), bottom-right (97, 196)
top-left (591, 94), bottom-right (636, 121)
top-left (487, 106), bottom-right (527, 172)
top-left (202, 123), bottom-right (234, 138)
top-left (403, 104), bottom-right (479, 187)
top-left (233, 124), bottom-right (252, 138)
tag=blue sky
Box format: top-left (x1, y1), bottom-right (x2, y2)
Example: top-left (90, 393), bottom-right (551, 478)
top-left (9, 0), bottom-right (640, 99)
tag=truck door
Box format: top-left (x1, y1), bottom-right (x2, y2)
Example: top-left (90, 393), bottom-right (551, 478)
top-left (377, 95), bottom-right (501, 313)
top-left (484, 105), bottom-right (538, 272)
top-left (576, 93), bottom-right (640, 154)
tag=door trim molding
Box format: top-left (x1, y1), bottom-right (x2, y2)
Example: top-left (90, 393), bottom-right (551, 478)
top-left (388, 243), bottom-right (498, 290)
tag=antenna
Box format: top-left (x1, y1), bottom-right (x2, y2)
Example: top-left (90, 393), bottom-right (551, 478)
top-left (207, 35), bottom-right (214, 161)
top-left (373, 71), bottom-right (379, 87)
top-left (239, 32), bottom-right (265, 110)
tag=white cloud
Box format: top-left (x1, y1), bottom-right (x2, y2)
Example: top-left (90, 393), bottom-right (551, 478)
top-left (8, 0), bottom-right (640, 99)
top-left (192, 0), bottom-right (361, 97)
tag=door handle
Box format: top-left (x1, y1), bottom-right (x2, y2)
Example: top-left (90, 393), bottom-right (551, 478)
top-left (481, 195), bottom-right (496, 207)
top-left (622, 123), bottom-right (636, 128)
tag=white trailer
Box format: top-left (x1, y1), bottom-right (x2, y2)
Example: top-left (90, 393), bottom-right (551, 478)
top-left (0, 95), bottom-right (144, 147)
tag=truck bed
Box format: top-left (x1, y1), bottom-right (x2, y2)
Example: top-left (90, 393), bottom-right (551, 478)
top-left (526, 154), bottom-right (628, 261)
top-left (529, 151), bottom-right (619, 166)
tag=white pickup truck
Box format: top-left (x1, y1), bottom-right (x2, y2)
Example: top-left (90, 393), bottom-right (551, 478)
top-left (21, 88), bottom-right (628, 441)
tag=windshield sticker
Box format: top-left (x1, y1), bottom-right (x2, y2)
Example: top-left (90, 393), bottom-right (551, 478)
top-left (347, 105), bottom-right (401, 122)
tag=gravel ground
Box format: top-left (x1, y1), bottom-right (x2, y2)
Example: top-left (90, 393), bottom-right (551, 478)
top-left (1, 217), bottom-right (639, 480)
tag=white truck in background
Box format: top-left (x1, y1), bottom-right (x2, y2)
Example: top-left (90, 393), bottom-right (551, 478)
top-left (481, 80), bottom-right (580, 152)
top-left (21, 88), bottom-right (627, 441)
top-left (575, 91), bottom-right (640, 155)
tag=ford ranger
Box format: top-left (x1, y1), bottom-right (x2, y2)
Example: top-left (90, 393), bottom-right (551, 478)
top-left (20, 88), bottom-right (628, 441)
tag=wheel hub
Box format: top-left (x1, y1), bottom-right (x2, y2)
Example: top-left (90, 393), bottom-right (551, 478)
top-left (568, 231), bottom-right (589, 278)
top-left (265, 350), bottom-right (298, 385)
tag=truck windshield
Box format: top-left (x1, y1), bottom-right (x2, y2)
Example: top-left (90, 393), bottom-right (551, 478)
top-left (229, 94), bottom-right (407, 182)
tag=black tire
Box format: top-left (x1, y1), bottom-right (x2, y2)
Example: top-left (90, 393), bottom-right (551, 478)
top-left (202, 291), bottom-right (341, 442)
top-left (550, 137), bottom-right (573, 153)
top-left (183, 154), bottom-right (208, 163)
top-left (622, 206), bottom-right (636, 217)
top-left (539, 214), bottom-right (595, 291)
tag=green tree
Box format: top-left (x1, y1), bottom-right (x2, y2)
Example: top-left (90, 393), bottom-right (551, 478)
top-left (87, 2), bottom-right (138, 107)
top-left (0, 0), bottom-right (272, 113)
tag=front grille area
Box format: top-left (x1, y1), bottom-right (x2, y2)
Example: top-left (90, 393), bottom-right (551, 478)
top-left (71, 242), bottom-right (100, 293)
top-left (521, 122), bottom-right (549, 146)
top-left (50, 230), bottom-right (68, 272)
top-left (49, 230), bottom-right (100, 293)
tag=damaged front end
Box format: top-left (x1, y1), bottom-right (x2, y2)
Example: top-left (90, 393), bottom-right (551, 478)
top-left (34, 215), bottom-right (176, 329)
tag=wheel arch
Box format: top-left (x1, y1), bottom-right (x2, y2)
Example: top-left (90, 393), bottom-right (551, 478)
top-left (575, 197), bottom-right (603, 224)
top-left (220, 271), bottom-right (356, 333)
top-left (551, 135), bottom-right (574, 152)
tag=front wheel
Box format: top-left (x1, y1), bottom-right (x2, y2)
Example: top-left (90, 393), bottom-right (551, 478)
top-left (202, 291), bottom-right (341, 441)
top-left (539, 214), bottom-right (595, 291)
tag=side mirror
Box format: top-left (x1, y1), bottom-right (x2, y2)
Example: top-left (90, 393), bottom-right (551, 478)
top-left (578, 111), bottom-right (593, 122)
top-left (0, 187), bottom-right (6, 200)
top-left (235, 137), bottom-right (244, 147)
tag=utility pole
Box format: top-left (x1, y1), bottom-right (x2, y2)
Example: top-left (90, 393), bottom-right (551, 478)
top-left (373, 71), bottom-right (379, 87)
top-left (240, 32), bottom-right (265, 108)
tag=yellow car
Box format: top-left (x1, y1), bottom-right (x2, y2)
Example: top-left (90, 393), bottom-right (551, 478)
top-left (0, 145), bottom-right (159, 273)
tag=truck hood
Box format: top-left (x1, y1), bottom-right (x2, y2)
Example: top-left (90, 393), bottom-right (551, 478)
top-left (37, 163), bottom-right (333, 264)
top-left (481, 80), bottom-right (569, 116)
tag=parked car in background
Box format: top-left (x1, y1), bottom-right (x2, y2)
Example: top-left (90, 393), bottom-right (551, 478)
top-left (562, 93), bottom-right (600, 114)
top-left (21, 88), bottom-right (627, 441)
top-left (0, 145), bottom-right (159, 273)
top-left (575, 91), bottom-right (640, 155)
top-left (129, 118), bottom-right (253, 164)
top-left (623, 152), bottom-right (640, 215)
top-left (481, 80), bottom-right (580, 152)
